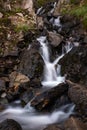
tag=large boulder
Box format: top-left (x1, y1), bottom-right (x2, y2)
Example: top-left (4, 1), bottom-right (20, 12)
top-left (48, 31), bottom-right (63, 47)
top-left (67, 80), bottom-right (87, 115)
top-left (7, 71), bottom-right (30, 102)
top-left (31, 83), bottom-right (68, 111)
top-left (18, 43), bottom-right (44, 84)
top-left (59, 46), bottom-right (87, 85)
top-left (0, 119), bottom-right (22, 130)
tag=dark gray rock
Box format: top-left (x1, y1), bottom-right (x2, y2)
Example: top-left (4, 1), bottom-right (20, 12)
top-left (59, 46), bottom-right (87, 85)
top-left (67, 80), bottom-right (87, 115)
top-left (18, 43), bottom-right (44, 83)
top-left (0, 119), bottom-right (22, 130)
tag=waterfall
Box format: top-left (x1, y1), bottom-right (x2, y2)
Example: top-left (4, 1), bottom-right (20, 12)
top-left (37, 36), bottom-right (72, 88)
top-left (0, 35), bottom-right (74, 130)
top-left (0, 6), bottom-right (75, 129)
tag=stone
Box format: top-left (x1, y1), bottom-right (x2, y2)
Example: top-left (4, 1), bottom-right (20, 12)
top-left (59, 46), bottom-right (87, 85)
top-left (67, 80), bottom-right (87, 115)
top-left (31, 83), bottom-right (68, 111)
top-left (37, 16), bottom-right (44, 29)
top-left (18, 43), bottom-right (43, 82)
top-left (0, 119), bottom-right (22, 130)
top-left (48, 31), bottom-right (63, 47)
top-left (0, 12), bottom-right (3, 18)
top-left (9, 71), bottom-right (30, 90)
top-left (64, 117), bottom-right (87, 130)
top-left (44, 124), bottom-right (62, 130)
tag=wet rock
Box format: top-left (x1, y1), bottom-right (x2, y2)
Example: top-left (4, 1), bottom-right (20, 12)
top-left (48, 31), bottom-right (63, 47)
top-left (0, 119), bottom-right (22, 130)
top-left (20, 88), bottom-right (34, 104)
top-left (67, 80), bottom-right (87, 115)
top-left (54, 94), bottom-right (71, 109)
top-left (64, 117), bottom-right (87, 130)
top-left (31, 83), bottom-right (68, 111)
top-left (44, 124), bottom-right (62, 130)
top-left (59, 46), bottom-right (87, 85)
top-left (18, 43), bottom-right (43, 82)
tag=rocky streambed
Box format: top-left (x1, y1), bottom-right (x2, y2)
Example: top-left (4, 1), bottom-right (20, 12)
top-left (0, 0), bottom-right (87, 130)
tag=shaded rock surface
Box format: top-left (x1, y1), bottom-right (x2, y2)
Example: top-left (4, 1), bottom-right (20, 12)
top-left (67, 80), bottom-right (87, 115)
top-left (18, 43), bottom-right (43, 82)
top-left (31, 83), bottom-right (68, 111)
top-left (59, 46), bottom-right (87, 85)
top-left (0, 119), bottom-right (22, 130)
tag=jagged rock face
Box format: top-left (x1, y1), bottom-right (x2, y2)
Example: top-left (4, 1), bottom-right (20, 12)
top-left (18, 43), bottom-right (44, 83)
top-left (59, 46), bottom-right (87, 85)
top-left (0, 119), bottom-right (22, 130)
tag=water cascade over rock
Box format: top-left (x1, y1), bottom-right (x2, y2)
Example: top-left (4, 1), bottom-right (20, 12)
top-left (1, 0), bottom-right (85, 130)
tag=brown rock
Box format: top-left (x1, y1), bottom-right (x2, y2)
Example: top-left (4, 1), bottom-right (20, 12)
top-left (64, 117), bottom-right (87, 130)
top-left (48, 31), bottom-right (63, 47)
top-left (9, 71), bottom-right (30, 90)
top-left (44, 124), bottom-right (62, 130)
top-left (37, 16), bottom-right (44, 29)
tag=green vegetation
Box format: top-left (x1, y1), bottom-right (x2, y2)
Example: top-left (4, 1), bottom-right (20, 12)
top-left (15, 23), bottom-right (36, 33)
top-left (61, 0), bottom-right (87, 29)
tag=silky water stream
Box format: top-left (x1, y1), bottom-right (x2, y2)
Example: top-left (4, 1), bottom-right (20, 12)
top-left (0, 35), bottom-right (74, 130)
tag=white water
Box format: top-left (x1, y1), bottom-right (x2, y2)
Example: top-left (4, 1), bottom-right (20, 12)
top-left (0, 104), bottom-right (74, 130)
top-left (37, 36), bottom-right (73, 87)
top-left (0, 34), bottom-right (74, 130)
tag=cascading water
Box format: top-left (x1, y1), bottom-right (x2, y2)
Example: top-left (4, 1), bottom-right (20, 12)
top-left (0, 7), bottom-right (74, 129)
top-left (0, 36), bottom-right (74, 130)
top-left (37, 36), bottom-right (73, 87)
top-left (0, 103), bottom-right (74, 130)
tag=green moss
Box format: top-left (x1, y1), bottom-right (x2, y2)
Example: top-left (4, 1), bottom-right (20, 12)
top-left (15, 24), bottom-right (29, 33)
top-left (70, 5), bottom-right (87, 17)
top-left (15, 24), bottom-right (36, 33)
top-left (61, 1), bottom-right (87, 30)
